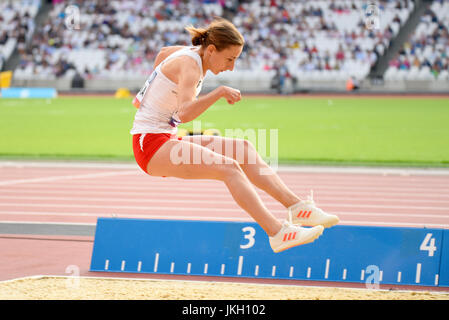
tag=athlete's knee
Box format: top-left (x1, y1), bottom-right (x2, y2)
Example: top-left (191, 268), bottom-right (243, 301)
top-left (218, 158), bottom-right (245, 181)
top-left (236, 138), bottom-right (260, 165)
top-left (242, 139), bottom-right (256, 151)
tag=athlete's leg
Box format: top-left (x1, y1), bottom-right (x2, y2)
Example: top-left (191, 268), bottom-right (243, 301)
top-left (182, 135), bottom-right (301, 208)
top-left (182, 135), bottom-right (339, 228)
top-left (147, 139), bottom-right (282, 236)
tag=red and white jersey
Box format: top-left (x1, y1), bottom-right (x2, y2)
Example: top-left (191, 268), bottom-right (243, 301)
top-left (130, 46), bottom-right (204, 135)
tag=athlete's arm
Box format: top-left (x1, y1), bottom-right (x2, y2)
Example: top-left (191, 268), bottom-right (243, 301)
top-left (176, 60), bottom-right (241, 123)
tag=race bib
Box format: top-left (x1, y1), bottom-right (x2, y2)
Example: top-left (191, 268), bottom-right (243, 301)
top-left (132, 70), bottom-right (157, 108)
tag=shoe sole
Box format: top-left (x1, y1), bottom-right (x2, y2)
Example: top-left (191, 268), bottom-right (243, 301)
top-left (293, 216), bottom-right (340, 229)
top-left (272, 225), bottom-right (324, 253)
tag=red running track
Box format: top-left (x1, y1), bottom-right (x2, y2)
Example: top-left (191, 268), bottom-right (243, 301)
top-left (1, 161), bottom-right (448, 290)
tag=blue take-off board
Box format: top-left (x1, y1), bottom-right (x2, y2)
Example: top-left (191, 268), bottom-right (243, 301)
top-left (90, 218), bottom-right (448, 287)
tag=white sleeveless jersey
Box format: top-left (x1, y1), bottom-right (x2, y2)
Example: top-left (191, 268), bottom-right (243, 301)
top-left (130, 46), bottom-right (204, 135)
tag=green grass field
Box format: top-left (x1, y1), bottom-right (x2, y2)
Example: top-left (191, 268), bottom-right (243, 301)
top-left (0, 95), bottom-right (448, 167)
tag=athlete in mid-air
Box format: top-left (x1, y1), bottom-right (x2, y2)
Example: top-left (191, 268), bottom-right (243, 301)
top-left (130, 18), bottom-right (339, 253)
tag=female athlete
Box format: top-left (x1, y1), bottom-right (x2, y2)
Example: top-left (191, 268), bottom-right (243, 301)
top-left (130, 18), bottom-right (339, 253)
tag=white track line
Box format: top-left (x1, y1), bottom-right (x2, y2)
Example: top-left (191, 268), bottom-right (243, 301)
top-left (2, 181), bottom-right (448, 196)
top-left (7, 180), bottom-right (448, 192)
top-left (2, 160), bottom-right (449, 175)
top-left (0, 207), bottom-right (447, 220)
top-left (1, 186), bottom-right (448, 204)
top-left (0, 275), bottom-right (45, 284)
top-left (1, 188), bottom-right (449, 204)
top-left (1, 161), bottom-right (447, 229)
top-left (2, 176), bottom-right (449, 187)
top-left (0, 161), bottom-right (136, 170)
top-left (0, 211), bottom-right (254, 222)
top-left (0, 211), bottom-right (447, 228)
top-left (0, 170), bottom-right (136, 186)
top-left (0, 220), bottom-right (95, 226)
top-left (3, 166), bottom-right (449, 183)
top-left (0, 202), bottom-right (263, 212)
top-left (2, 202), bottom-right (449, 213)
top-left (1, 195), bottom-right (448, 212)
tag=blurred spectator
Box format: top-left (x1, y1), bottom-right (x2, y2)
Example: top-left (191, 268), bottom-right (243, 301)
top-left (233, 0), bottom-right (413, 81)
top-left (385, 0), bottom-right (449, 80)
top-left (12, 0), bottom-right (420, 84)
top-left (0, 0), bottom-right (40, 70)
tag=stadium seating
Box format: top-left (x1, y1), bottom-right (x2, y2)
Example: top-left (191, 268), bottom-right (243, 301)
top-left (232, 0), bottom-right (414, 84)
top-left (0, 0), bottom-right (40, 71)
top-left (13, 0), bottom-right (225, 81)
top-left (5, 0), bottom-right (448, 92)
top-left (384, 0), bottom-right (449, 81)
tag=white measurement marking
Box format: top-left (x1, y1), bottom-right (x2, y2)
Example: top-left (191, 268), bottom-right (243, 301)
top-left (342, 269), bottom-right (347, 280)
top-left (272, 266), bottom-right (276, 277)
top-left (170, 262), bottom-right (175, 273)
top-left (307, 267), bottom-right (311, 278)
top-left (435, 274), bottom-right (439, 286)
top-left (137, 261), bottom-right (142, 272)
top-left (221, 264), bottom-right (225, 275)
top-left (121, 260), bottom-right (126, 271)
top-left (153, 253), bottom-right (159, 272)
top-left (237, 256), bottom-right (243, 275)
top-left (254, 265), bottom-right (259, 276)
top-left (187, 263), bottom-right (191, 274)
top-left (324, 259), bottom-right (330, 279)
top-left (289, 266), bottom-right (294, 278)
top-left (204, 263), bottom-right (208, 274)
top-left (397, 271), bottom-right (402, 283)
top-left (104, 259), bottom-right (109, 270)
top-left (360, 269), bottom-right (365, 281)
top-left (415, 263), bottom-right (422, 283)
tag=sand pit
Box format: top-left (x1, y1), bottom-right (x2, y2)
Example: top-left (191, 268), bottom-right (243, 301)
top-left (0, 276), bottom-right (448, 300)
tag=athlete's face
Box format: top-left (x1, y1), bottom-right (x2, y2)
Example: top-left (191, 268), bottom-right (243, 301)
top-left (206, 45), bottom-right (243, 75)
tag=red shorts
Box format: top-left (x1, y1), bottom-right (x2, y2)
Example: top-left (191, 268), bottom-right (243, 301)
top-left (132, 133), bottom-right (182, 175)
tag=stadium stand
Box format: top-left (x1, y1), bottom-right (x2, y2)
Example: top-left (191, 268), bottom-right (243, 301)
top-left (0, 0), bottom-right (41, 71)
top-left (384, 0), bottom-right (449, 81)
top-left (13, 0), bottom-right (224, 82)
top-left (2, 0), bottom-right (448, 93)
top-left (224, 0), bottom-right (414, 92)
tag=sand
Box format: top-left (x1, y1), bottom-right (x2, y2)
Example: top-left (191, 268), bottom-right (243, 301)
top-left (0, 276), bottom-right (448, 300)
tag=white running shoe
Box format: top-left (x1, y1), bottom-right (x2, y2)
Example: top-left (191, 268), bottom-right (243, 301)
top-left (288, 191), bottom-right (340, 228)
top-left (269, 221), bottom-right (324, 253)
